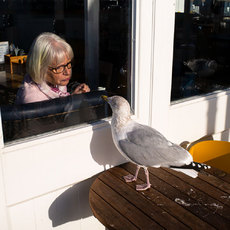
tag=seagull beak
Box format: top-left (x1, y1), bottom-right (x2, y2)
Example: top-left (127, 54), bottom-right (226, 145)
top-left (101, 95), bottom-right (108, 101)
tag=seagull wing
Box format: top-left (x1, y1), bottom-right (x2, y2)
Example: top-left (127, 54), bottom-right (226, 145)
top-left (119, 123), bottom-right (192, 167)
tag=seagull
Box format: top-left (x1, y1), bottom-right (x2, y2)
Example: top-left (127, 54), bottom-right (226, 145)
top-left (184, 59), bottom-right (218, 78)
top-left (102, 95), bottom-right (210, 191)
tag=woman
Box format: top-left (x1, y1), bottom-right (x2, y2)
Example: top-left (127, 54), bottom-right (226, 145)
top-left (15, 32), bottom-right (90, 104)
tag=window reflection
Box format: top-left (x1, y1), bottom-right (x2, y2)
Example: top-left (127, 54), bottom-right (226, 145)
top-left (0, 0), bottom-right (132, 142)
top-left (172, 0), bottom-right (230, 101)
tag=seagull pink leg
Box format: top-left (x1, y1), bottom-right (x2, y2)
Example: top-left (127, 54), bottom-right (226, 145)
top-left (136, 167), bottom-right (151, 191)
top-left (123, 165), bottom-right (140, 182)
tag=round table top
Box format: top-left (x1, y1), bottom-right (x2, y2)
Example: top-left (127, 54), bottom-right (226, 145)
top-left (89, 162), bottom-right (230, 230)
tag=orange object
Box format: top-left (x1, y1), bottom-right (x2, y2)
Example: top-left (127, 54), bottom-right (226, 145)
top-left (189, 140), bottom-right (230, 173)
top-left (4, 54), bottom-right (27, 74)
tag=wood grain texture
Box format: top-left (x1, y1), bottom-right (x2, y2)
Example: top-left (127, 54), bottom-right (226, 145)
top-left (90, 163), bottom-right (230, 230)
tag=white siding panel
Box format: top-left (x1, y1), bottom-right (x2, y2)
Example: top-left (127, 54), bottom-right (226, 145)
top-left (9, 200), bottom-right (36, 230)
top-left (168, 92), bottom-right (230, 144)
top-left (3, 125), bottom-right (125, 206)
top-left (8, 176), bottom-right (105, 230)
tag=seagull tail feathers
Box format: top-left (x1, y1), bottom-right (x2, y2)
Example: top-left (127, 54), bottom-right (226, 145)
top-left (171, 168), bottom-right (198, 178)
top-left (170, 161), bottom-right (211, 178)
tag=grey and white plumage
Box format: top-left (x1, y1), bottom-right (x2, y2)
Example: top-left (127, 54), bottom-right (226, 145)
top-left (102, 95), bottom-right (210, 191)
top-left (184, 59), bottom-right (217, 78)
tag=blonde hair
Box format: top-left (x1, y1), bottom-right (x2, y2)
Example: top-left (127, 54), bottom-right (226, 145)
top-left (27, 32), bottom-right (74, 84)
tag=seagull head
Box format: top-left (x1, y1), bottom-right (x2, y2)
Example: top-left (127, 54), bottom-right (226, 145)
top-left (101, 95), bottom-right (131, 120)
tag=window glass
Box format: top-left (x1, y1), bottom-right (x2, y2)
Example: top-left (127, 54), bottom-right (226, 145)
top-left (0, 0), bottom-right (132, 143)
top-left (172, 0), bottom-right (230, 101)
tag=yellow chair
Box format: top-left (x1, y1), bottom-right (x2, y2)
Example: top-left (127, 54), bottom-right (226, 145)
top-left (189, 140), bottom-right (230, 173)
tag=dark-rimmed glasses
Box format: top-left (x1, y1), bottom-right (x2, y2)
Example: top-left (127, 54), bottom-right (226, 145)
top-left (48, 61), bottom-right (73, 74)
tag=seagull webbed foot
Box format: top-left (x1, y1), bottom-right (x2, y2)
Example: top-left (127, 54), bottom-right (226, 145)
top-left (123, 174), bottom-right (137, 182)
top-left (123, 165), bottom-right (141, 183)
top-left (136, 183), bottom-right (151, 191)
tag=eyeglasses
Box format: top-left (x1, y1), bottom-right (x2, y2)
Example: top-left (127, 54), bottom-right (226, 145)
top-left (48, 61), bottom-right (73, 74)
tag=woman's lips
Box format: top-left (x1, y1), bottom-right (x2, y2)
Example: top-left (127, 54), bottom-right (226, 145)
top-left (62, 78), bottom-right (70, 82)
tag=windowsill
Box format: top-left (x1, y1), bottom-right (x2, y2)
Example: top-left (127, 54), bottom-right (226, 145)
top-left (2, 113), bottom-right (138, 150)
top-left (170, 87), bottom-right (230, 109)
top-left (2, 117), bottom-right (112, 151)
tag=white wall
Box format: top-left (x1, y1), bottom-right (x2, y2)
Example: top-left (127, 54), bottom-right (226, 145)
top-left (168, 91), bottom-right (230, 144)
top-left (0, 123), bottom-right (126, 229)
top-left (8, 179), bottom-right (102, 230)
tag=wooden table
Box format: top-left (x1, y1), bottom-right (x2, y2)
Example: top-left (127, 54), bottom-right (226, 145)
top-left (4, 54), bottom-right (27, 74)
top-left (89, 162), bottom-right (230, 230)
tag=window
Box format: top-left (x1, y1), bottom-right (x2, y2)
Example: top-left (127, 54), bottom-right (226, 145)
top-left (0, 0), bottom-right (133, 143)
top-left (172, 0), bottom-right (230, 101)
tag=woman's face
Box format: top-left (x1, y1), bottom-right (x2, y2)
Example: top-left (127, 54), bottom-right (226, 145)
top-left (46, 55), bottom-right (72, 86)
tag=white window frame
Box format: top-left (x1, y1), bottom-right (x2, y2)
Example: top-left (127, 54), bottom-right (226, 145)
top-left (148, 0), bottom-right (230, 144)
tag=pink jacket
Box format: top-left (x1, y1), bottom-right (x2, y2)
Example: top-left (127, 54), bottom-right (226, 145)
top-left (15, 75), bottom-right (69, 104)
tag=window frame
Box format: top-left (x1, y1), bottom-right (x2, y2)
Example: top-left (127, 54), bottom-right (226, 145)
top-left (0, 0), bottom-right (134, 145)
top-left (0, 0), bottom-right (154, 150)
top-left (150, 0), bottom-right (230, 144)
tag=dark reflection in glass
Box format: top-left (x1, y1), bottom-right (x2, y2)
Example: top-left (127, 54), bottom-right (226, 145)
top-left (0, 0), bottom-right (132, 143)
top-left (172, 0), bottom-right (230, 101)
top-left (1, 91), bottom-right (109, 142)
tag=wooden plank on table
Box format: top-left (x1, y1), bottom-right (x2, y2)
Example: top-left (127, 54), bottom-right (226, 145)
top-left (91, 178), bottom-right (163, 230)
top-left (164, 168), bottom-right (230, 208)
top-left (206, 167), bottom-right (230, 184)
top-left (198, 172), bottom-right (230, 194)
top-left (89, 190), bottom-right (139, 230)
top-left (113, 164), bottom-right (214, 230)
top-left (100, 169), bottom-right (189, 230)
top-left (122, 163), bottom-right (230, 230)
top-left (148, 167), bottom-right (230, 220)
